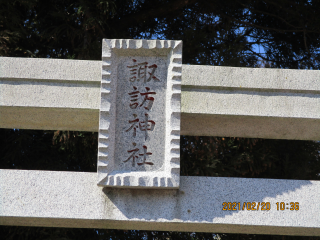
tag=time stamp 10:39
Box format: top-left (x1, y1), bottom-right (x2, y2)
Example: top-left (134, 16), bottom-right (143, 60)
top-left (222, 202), bottom-right (300, 211)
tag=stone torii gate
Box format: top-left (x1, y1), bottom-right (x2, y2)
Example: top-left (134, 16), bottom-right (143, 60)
top-left (0, 39), bottom-right (319, 236)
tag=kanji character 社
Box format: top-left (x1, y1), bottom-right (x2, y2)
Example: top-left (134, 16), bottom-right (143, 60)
top-left (137, 145), bottom-right (153, 165)
top-left (123, 142), bottom-right (139, 167)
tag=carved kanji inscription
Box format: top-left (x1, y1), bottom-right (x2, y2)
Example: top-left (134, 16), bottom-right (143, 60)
top-left (98, 39), bottom-right (182, 188)
top-left (115, 57), bottom-right (166, 172)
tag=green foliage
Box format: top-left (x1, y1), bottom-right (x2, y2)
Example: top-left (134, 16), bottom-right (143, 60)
top-left (0, 129), bottom-right (97, 171)
top-left (1, 0), bottom-right (320, 68)
top-left (181, 136), bottom-right (320, 180)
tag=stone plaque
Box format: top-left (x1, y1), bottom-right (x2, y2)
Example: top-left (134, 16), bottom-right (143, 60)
top-left (97, 39), bottom-right (182, 188)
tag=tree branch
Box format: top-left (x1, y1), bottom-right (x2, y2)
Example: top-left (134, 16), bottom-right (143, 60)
top-left (221, 13), bottom-right (320, 34)
top-left (112, 0), bottom-right (198, 31)
top-left (238, 3), bottom-right (301, 30)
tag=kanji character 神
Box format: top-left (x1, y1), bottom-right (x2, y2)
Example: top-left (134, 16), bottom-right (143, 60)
top-left (125, 114), bottom-right (155, 139)
top-left (139, 113), bottom-right (155, 141)
top-left (125, 114), bottom-right (139, 137)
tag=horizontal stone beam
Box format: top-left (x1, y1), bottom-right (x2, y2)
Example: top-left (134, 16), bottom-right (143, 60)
top-left (0, 169), bottom-right (319, 236)
top-left (1, 57), bottom-right (320, 140)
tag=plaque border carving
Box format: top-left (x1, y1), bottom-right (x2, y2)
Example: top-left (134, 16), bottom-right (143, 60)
top-left (97, 39), bottom-right (182, 188)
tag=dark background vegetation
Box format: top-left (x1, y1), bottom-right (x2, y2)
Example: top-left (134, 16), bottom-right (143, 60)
top-left (0, 0), bottom-right (319, 239)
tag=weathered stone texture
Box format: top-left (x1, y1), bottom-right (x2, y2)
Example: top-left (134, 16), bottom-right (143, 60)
top-left (97, 39), bottom-right (182, 188)
top-left (0, 170), bottom-right (319, 236)
top-left (1, 57), bottom-right (320, 140)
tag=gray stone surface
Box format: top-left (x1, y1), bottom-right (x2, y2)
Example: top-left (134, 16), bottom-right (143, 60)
top-left (0, 106), bottom-right (99, 131)
top-left (0, 57), bottom-right (101, 131)
top-left (98, 39), bottom-right (182, 188)
top-left (182, 65), bottom-right (320, 91)
top-left (1, 57), bottom-right (320, 140)
top-left (182, 86), bottom-right (320, 119)
top-left (0, 57), bottom-right (101, 82)
top-left (0, 169), bottom-right (319, 236)
top-left (181, 65), bottom-right (320, 140)
top-left (181, 114), bottom-right (320, 140)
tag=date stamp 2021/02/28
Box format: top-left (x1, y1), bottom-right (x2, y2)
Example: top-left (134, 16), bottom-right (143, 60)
top-left (222, 202), bottom-right (300, 211)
